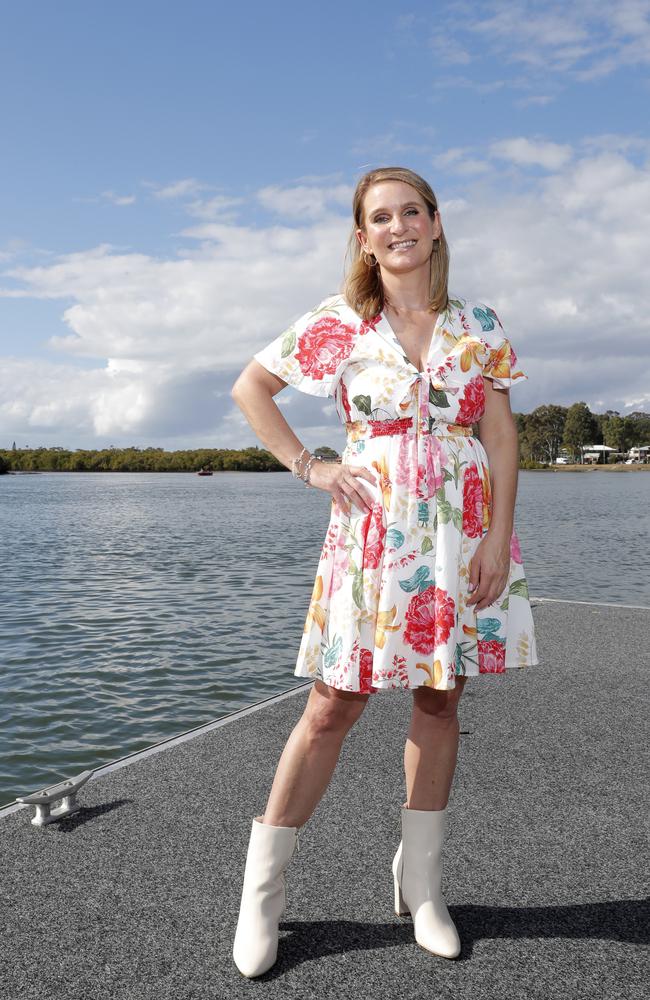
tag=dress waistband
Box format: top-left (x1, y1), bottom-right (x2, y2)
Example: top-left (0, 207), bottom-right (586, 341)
top-left (344, 417), bottom-right (474, 439)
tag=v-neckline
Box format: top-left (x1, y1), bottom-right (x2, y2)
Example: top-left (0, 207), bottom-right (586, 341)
top-left (378, 305), bottom-right (447, 374)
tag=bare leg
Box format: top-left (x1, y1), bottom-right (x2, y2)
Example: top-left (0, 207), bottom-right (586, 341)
top-left (262, 679), bottom-right (370, 828)
top-left (405, 678), bottom-right (468, 810)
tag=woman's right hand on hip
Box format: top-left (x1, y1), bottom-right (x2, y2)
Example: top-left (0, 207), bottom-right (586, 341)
top-left (309, 461), bottom-right (379, 517)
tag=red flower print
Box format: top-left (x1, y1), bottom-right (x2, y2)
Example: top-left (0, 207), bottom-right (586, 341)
top-left (456, 373), bottom-right (485, 425)
top-left (362, 505), bottom-right (386, 570)
top-left (478, 639), bottom-right (506, 673)
top-left (296, 317), bottom-right (356, 383)
top-left (462, 464), bottom-right (484, 538)
top-left (359, 646), bottom-right (378, 693)
top-left (361, 315), bottom-right (380, 335)
top-left (404, 585), bottom-right (455, 655)
top-left (340, 378), bottom-right (352, 421)
top-left (510, 530), bottom-right (522, 564)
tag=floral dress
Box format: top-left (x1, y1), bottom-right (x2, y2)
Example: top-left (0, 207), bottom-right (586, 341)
top-left (253, 292), bottom-right (539, 692)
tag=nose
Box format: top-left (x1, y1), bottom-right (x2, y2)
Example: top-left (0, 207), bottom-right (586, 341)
top-left (390, 218), bottom-right (407, 234)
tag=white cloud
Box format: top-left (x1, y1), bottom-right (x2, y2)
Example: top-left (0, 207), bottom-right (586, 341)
top-left (101, 191), bottom-right (136, 206)
top-left (489, 137), bottom-right (573, 170)
top-left (149, 178), bottom-right (210, 199)
top-left (466, 0), bottom-right (650, 79)
top-left (256, 183), bottom-right (353, 220)
top-left (1, 144), bottom-right (649, 448)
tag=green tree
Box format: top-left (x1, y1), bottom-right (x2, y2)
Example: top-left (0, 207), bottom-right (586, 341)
top-left (524, 404), bottom-right (567, 464)
top-left (563, 402), bottom-right (597, 462)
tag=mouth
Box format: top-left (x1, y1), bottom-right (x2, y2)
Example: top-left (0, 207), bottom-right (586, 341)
top-left (388, 239), bottom-right (417, 251)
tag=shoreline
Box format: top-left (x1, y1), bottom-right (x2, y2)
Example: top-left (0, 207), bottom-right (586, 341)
top-left (525, 464), bottom-right (650, 472)
top-left (3, 464), bottom-right (650, 476)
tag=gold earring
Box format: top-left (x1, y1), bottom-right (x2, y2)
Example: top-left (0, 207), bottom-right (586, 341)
top-left (361, 248), bottom-right (378, 267)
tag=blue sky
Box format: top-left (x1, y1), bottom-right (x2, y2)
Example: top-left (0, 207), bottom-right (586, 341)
top-left (1, 0), bottom-right (648, 451)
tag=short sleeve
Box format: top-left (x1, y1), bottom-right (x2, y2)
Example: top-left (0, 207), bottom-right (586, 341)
top-left (474, 302), bottom-right (529, 389)
top-left (252, 296), bottom-right (357, 397)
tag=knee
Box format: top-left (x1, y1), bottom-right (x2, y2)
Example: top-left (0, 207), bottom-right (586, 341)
top-left (412, 678), bottom-right (466, 721)
top-left (303, 680), bottom-right (369, 737)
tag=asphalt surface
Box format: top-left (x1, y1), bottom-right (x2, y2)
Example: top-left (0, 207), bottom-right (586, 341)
top-left (0, 598), bottom-right (647, 1000)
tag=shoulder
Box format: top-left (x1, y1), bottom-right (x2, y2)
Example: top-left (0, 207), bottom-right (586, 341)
top-left (296, 294), bottom-right (368, 348)
top-left (451, 295), bottom-right (504, 332)
top-left (315, 292), bottom-right (366, 328)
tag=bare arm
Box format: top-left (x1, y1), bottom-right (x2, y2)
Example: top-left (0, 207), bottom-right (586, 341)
top-left (466, 378), bottom-right (519, 610)
top-left (230, 359), bottom-right (377, 512)
top-left (231, 359), bottom-right (308, 472)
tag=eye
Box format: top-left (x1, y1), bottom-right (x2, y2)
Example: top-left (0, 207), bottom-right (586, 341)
top-left (373, 208), bottom-right (419, 223)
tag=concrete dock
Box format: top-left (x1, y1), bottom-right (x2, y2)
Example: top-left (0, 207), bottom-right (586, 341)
top-left (0, 597), bottom-right (647, 999)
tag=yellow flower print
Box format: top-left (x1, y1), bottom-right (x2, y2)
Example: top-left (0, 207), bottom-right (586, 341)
top-left (456, 335), bottom-right (485, 373)
top-left (375, 605), bottom-right (401, 648)
top-left (303, 574), bottom-right (326, 633)
top-left (371, 455), bottom-right (391, 510)
top-left (416, 659), bottom-right (444, 687)
top-left (484, 340), bottom-right (512, 381)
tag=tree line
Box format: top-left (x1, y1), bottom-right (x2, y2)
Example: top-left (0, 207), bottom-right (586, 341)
top-left (0, 404), bottom-right (648, 474)
top-left (514, 403), bottom-right (649, 465)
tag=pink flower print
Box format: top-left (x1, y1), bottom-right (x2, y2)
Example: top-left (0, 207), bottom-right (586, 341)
top-left (296, 317), bottom-right (356, 383)
top-left (362, 505), bottom-right (386, 570)
top-left (331, 540), bottom-right (350, 593)
top-left (510, 530), bottom-right (522, 564)
top-left (426, 435), bottom-right (448, 495)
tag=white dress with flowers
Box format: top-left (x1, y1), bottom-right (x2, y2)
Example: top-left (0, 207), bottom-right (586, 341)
top-left (253, 292), bottom-right (539, 692)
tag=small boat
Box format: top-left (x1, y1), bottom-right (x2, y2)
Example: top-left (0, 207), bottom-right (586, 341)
top-left (197, 468), bottom-right (213, 476)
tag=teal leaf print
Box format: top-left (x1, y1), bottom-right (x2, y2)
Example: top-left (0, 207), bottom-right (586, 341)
top-left (454, 643), bottom-right (466, 674)
top-left (477, 617), bottom-right (503, 641)
top-left (473, 306), bottom-right (495, 332)
top-left (429, 386), bottom-right (450, 408)
top-left (399, 565), bottom-right (433, 594)
top-left (280, 328), bottom-right (297, 357)
top-left (418, 500), bottom-right (430, 527)
top-left (353, 394), bottom-right (372, 416)
top-left (386, 527), bottom-right (405, 549)
top-left (323, 634), bottom-right (343, 669)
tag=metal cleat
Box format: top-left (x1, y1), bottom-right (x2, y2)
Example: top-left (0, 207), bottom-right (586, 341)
top-left (16, 769), bottom-right (94, 826)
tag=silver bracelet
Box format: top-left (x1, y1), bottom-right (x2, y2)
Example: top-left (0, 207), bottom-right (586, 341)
top-left (302, 454), bottom-right (322, 488)
top-left (291, 447), bottom-right (309, 479)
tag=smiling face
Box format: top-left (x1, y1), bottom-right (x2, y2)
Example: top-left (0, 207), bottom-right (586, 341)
top-left (356, 179), bottom-right (441, 275)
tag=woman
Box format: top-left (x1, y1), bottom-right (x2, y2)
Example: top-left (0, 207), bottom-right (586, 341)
top-left (230, 166), bottom-right (538, 977)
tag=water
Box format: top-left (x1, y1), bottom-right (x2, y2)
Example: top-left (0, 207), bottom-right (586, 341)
top-left (1, 469), bottom-right (649, 807)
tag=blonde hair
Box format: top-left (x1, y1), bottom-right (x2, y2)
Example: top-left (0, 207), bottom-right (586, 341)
top-left (342, 166), bottom-right (449, 322)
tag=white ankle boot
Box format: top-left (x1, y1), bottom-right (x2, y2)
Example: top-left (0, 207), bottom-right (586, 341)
top-left (392, 803), bottom-right (461, 959)
top-left (232, 815), bottom-right (300, 978)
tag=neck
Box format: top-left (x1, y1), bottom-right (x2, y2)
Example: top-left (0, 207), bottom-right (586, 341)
top-left (380, 263), bottom-right (433, 313)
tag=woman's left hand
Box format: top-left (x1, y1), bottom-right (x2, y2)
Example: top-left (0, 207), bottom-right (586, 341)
top-left (466, 531), bottom-right (511, 611)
